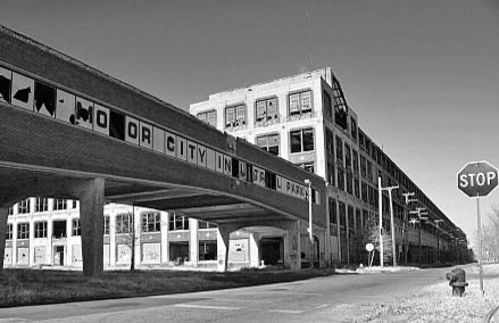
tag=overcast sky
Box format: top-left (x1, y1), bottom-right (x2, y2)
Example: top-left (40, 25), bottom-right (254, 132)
top-left (1, 0), bottom-right (498, 243)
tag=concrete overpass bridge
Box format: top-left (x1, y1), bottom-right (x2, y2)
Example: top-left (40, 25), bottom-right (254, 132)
top-left (0, 25), bottom-right (327, 275)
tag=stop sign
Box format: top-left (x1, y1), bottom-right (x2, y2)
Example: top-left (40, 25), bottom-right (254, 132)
top-left (457, 161), bottom-right (499, 198)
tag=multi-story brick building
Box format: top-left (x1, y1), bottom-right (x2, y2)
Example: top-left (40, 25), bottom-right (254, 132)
top-left (190, 67), bottom-right (468, 266)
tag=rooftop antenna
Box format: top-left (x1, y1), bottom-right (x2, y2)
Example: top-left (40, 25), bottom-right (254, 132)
top-left (305, 10), bottom-right (313, 71)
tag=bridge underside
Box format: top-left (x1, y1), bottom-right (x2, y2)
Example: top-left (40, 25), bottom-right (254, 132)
top-left (0, 164), bottom-right (301, 275)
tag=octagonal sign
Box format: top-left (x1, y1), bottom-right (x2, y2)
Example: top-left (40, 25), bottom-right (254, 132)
top-left (457, 161), bottom-right (499, 198)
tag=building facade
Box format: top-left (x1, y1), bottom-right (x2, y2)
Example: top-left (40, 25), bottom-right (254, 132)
top-left (190, 68), bottom-right (469, 266)
top-left (4, 198), bottom-right (264, 270)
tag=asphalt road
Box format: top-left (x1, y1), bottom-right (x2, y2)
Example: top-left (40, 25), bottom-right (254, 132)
top-left (0, 266), bottom-right (462, 323)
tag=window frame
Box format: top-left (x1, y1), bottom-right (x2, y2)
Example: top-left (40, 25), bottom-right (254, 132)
top-left (288, 89), bottom-right (313, 117)
top-left (17, 222), bottom-right (30, 239)
top-left (196, 110), bottom-right (217, 127)
top-left (255, 96), bottom-right (279, 125)
top-left (290, 128), bottom-right (315, 154)
top-left (224, 104), bottom-right (247, 129)
top-left (34, 221), bottom-right (48, 238)
top-left (256, 133), bottom-right (280, 156)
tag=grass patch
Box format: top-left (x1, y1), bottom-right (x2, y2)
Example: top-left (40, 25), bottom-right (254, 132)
top-left (329, 264), bottom-right (499, 322)
top-left (0, 267), bottom-right (333, 307)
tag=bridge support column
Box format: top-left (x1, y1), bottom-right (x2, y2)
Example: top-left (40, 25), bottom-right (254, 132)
top-left (217, 224), bottom-right (237, 272)
top-left (74, 178), bottom-right (105, 276)
top-left (0, 207), bottom-right (8, 273)
top-left (283, 220), bottom-right (301, 270)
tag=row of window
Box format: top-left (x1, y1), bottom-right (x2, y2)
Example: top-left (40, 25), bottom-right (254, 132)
top-left (197, 89), bottom-right (313, 129)
top-left (6, 219), bottom-right (81, 240)
top-left (255, 128), bottom-right (315, 158)
top-left (8, 198), bottom-right (77, 215)
top-left (6, 214), bottom-right (217, 240)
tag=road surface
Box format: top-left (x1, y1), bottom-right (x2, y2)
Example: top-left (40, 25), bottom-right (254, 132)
top-left (0, 266), bottom-right (461, 322)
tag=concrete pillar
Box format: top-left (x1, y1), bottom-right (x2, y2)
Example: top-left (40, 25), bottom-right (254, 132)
top-left (189, 218), bottom-right (199, 267)
top-left (47, 217), bottom-right (53, 265)
top-left (160, 212), bottom-right (168, 264)
top-left (217, 225), bottom-right (236, 271)
top-left (283, 220), bottom-right (301, 270)
top-left (66, 217), bottom-right (72, 266)
top-left (325, 195), bottom-right (332, 268)
top-left (0, 207), bottom-right (8, 272)
top-left (133, 207), bottom-right (141, 269)
top-left (249, 233), bottom-right (260, 267)
top-left (12, 219), bottom-right (17, 266)
top-left (28, 216), bottom-right (35, 267)
top-left (76, 178), bottom-right (105, 276)
top-left (109, 213), bottom-right (116, 267)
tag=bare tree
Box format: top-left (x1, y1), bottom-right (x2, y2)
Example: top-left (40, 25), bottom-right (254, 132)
top-left (472, 207), bottom-right (499, 263)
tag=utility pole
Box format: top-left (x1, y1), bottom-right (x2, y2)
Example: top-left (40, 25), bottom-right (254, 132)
top-left (401, 193), bottom-right (417, 265)
top-left (409, 207), bottom-right (428, 267)
top-left (378, 176), bottom-right (399, 266)
top-left (377, 177), bottom-right (383, 267)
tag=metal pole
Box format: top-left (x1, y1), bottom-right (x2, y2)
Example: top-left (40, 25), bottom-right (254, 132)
top-left (306, 179), bottom-right (313, 243)
top-left (388, 189), bottom-right (397, 266)
top-left (477, 195), bottom-right (484, 295)
top-left (378, 176), bottom-right (383, 267)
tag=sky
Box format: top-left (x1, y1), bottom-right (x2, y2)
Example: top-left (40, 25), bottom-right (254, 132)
top-left (1, 0), bottom-right (498, 245)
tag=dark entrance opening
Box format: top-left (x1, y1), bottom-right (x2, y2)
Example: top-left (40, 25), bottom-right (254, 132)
top-left (261, 237), bottom-right (283, 266)
top-left (54, 245), bottom-right (64, 265)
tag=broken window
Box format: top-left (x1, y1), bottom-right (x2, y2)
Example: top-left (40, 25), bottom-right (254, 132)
top-left (199, 240), bottom-right (217, 261)
top-left (348, 205), bottom-right (354, 228)
top-left (72, 219), bottom-right (81, 236)
top-left (7, 207), bottom-right (13, 216)
top-left (353, 150), bottom-right (359, 173)
top-left (141, 211), bottom-right (161, 232)
top-left (34, 81), bottom-right (56, 117)
top-left (296, 162), bottom-right (315, 174)
top-left (169, 214), bottom-right (189, 231)
top-left (354, 179), bottom-right (360, 199)
top-left (116, 213), bottom-right (132, 234)
top-left (11, 72), bottom-right (34, 110)
top-left (0, 67), bottom-right (12, 103)
top-left (338, 202), bottom-right (346, 227)
top-left (255, 97), bottom-right (278, 124)
top-left (331, 77), bottom-right (348, 130)
top-left (337, 168), bottom-right (345, 191)
top-left (104, 216), bottom-right (110, 235)
top-left (6, 224), bottom-right (13, 240)
top-left (17, 222), bottom-right (30, 239)
top-left (289, 90), bottom-right (312, 117)
top-left (345, 143), bottom-right (351, 169)
top-left (329, 199), bottom-right (337, 225)
top-left (323, 91), bottom-right (332, 121)
top-left (53, 199), bottom-right (67, 211)
top-left (256, 133), bottom-right (280, 156)
top-left (198, 221), bottom-right (217, 229)
top-left (197, 110), bottom-right (217, 127)
top-left (35, 198), bottom-right (48, 213)
top-left (52, 220), bottom-right (67, 238)
top-left (335, 136), bottom-right (343, 164)
top-left (225, 104), bottom-right (246, 128)
top-left (350, 117), bottom-right (358, 141)
top-left (169, 241), bottom-right (189, 262)
top-left (346, 172), bottom-right (353, 194)
top-left (18, 199), bottom-right (30, 214)
top-left (109, 110), bottom-right (126, 140)
top-left (34, 221), bottom-right (47, 238)
top-left (290, 128), bottom-right (314, 153)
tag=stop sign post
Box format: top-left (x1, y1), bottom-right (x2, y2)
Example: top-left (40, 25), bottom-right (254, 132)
top-left (457, 160), bottom-right (499, 295)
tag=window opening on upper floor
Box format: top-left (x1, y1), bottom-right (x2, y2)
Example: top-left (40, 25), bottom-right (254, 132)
top-left (225, 104), bottom-right (246, 129)
top-left (197, 110), bottom-right (217, 128)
